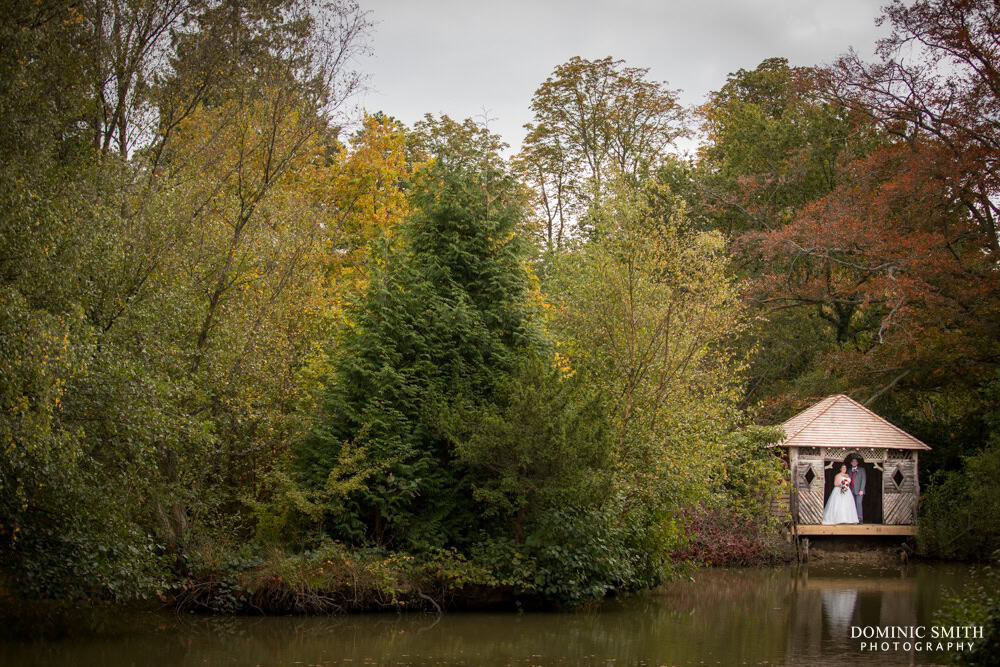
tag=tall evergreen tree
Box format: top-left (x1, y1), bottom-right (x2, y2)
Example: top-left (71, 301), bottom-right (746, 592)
top-left (294, 116), bottom-right (542, 549)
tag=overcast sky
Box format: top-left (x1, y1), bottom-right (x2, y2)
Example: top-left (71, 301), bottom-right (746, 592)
top-left (354, 0), bottom-right (890, 155)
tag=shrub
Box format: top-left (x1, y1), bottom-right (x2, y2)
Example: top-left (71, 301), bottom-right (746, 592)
top-left (920, 443), bottom-right (1000, 560)
top-left (934, 552), bottom-right (1000, 666)
top-left (672, 503), bottom-right (787, 567)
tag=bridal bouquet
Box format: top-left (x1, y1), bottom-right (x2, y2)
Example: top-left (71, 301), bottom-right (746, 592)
top-left (839, 478), bottom-right (851, 494)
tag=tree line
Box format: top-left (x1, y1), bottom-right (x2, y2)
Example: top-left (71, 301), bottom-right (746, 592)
top-left (1, 0), bottom-right (998, 609)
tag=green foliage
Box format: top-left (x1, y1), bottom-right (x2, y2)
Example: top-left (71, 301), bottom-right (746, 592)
top-left (534, 175), bottom-right (751, 591)
top-left (290, 120), bottom-right (684, 604)
top-left (918, 376), bottom-right (1000, 561)
top-left (669, 425), bottom-right (789, 567)
top-left (0, 173), bottom-right (174, 600)
top-left (250, 440), bottom-right (378, 550)
top-left (697, 57), bottom-right (868, 235)
top-left (548, 176), bottom-right (746, 512)
top-left (447, 351), bottom-right (684, 602)
top-left (934, 554), bottom-right (1000, 666)
top-left (7, 6), bottom-right (995, 614)
top-left (445, 352), bottom-right (613, 539)
top-left (518, 56), bottom-right (685, 245)
top-left (719, 425), bottom-right (787, 524)
top-left (524, 498), bottom-right (681, 603)
top-left (465, 493), bottom-right (682, 605)
top-left (0, 0), bottom-right (372, 601)
top-left (293, 115), bottom-right (541, 549)
top-left (920, 448), bottom-right (1000, 560)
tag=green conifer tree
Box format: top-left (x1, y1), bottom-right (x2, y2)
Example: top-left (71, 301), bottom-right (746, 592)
top-left (294, 116), bottom-right (542, 549)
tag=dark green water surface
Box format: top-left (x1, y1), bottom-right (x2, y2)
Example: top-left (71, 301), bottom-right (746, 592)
top-left (1, 562), bottom-right (981, 666)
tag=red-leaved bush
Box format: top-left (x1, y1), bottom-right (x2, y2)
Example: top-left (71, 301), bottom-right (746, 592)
top-left (671, 504), bottom-right (788, 567)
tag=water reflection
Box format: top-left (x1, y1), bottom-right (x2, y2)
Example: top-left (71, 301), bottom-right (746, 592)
top-left (784, 568), bottom-right (927, 664)
top-left (822, 587), bottom-right (858, 636)
top-left (0, 563), bottom-right (974, 666)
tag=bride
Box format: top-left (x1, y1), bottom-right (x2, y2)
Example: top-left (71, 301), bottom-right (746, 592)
top-left (823, 464), bottom-right (859, 525)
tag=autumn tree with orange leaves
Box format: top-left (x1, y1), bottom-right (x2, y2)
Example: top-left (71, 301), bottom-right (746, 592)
top-left (743, 140), bottom-right (1000, 405)
top-left (744, 0), bottom-right (1000, 418)
top-left (830, 0), bottom-right (1000, 258)
top-left (711, 2), bottom-right (1000, 481)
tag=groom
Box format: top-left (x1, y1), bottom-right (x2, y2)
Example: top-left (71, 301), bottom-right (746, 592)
top-left (849, 457), bottom-right (866, 523)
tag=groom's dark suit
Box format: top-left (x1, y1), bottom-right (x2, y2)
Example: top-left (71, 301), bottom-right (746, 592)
top-left (850, 465), bottom-right (866, 523)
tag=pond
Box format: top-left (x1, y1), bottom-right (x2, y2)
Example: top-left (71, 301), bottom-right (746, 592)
top-left (1, 562), bottom-right (981, 666)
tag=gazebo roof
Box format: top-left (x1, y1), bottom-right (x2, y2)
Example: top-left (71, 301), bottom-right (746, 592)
top-left (777, 394), bottom-right (931, 451)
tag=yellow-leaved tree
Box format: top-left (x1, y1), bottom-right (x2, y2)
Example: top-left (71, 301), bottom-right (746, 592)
top-left (548, 177), bottom-right (747, 538)
top-left (321, 113), bottom-right (427, 305)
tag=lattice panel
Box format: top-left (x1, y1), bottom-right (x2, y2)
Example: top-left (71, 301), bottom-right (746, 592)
top-left (857, 447), bottom-right (885, 462)
top-left (823, 447), bottom-right (885, 462)
top-left (797, 489), bottom-right (825, 524)
top-left (798, 447), bottom-right (821, 458)
top-left (886, 449), bottom-right (913, 460)
top-left (884, 492), bottom-right (916, 525)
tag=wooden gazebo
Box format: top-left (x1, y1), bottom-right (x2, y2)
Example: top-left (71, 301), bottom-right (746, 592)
top-left (773, 394), bottom-right (931, 536)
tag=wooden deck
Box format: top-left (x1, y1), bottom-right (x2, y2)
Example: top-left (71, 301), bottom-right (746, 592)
top-left (796, 524), bottom-right (915, 536)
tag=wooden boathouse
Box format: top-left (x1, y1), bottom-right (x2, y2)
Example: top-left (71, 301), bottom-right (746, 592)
top-left (773, 394), bottom-right (931, 538)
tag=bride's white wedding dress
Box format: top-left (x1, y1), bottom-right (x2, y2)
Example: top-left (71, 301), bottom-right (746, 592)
top-left (822, 475), bottom-right (859, 525)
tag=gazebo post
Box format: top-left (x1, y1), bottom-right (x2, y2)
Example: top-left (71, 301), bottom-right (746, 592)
top-left (789, 445), bottom-right (799, 524)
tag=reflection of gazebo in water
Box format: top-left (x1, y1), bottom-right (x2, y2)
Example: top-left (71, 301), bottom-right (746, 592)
top-left (771, 394), bottom-right (931, 537)
top-left (786, 574), bottom-right (920, 661)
